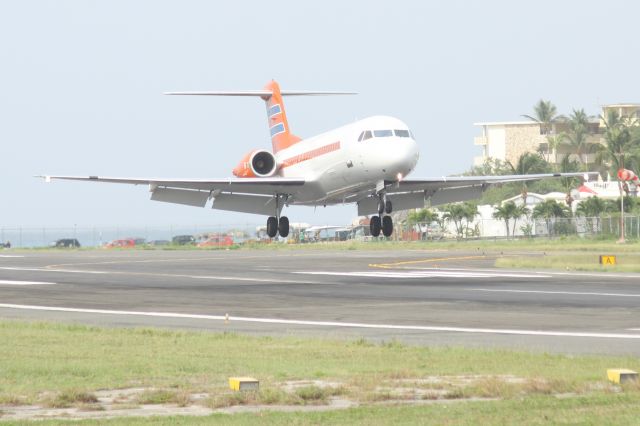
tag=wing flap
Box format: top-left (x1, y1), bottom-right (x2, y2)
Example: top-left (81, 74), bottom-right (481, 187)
top-left (150, 187), bottom-right (209, 207)
top-left (212, 193), bottom-right (276, 215)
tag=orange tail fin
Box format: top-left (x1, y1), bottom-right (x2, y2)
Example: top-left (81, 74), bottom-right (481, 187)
top-left (164, 81), bottom-right (355, 154)
top-left (263, 80), bottom-right (301, 153)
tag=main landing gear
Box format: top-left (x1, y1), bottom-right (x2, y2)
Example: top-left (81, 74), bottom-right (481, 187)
top-left (266, 194), bottom-right (290, 239)
top-left (370, 196), bottom-right (393, 238)
top-left (266, 216), bottom-right (289, 238)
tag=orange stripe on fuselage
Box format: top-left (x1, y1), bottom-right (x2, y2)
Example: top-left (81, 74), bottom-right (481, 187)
top-left (281, 141), bottom-right (341, 169)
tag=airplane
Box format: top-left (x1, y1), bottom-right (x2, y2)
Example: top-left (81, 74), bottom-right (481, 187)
top-left (41, 80), bottom-right (594, 238)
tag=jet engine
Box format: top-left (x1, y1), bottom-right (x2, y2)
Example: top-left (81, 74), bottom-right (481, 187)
top-left (233, 149), bottom-right (278, 178)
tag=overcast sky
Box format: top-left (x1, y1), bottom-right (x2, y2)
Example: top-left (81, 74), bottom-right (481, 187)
top-left (2, 0), bottom-right (639, 227)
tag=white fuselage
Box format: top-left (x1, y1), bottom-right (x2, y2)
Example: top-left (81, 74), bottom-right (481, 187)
top-left (273, 116), bottom-right (419, 205)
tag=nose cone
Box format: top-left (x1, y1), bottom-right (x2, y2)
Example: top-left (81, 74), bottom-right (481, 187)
top-left (394, 137), bottom-right (419, 176)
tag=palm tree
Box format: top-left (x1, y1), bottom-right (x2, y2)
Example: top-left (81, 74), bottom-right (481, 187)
top-left (598, 110), bottom-right (640, 179)
top-left (493, 201), bottom-right (530, 237)
top-left (532, 199), bottom-right (570, 236)
top-left (558, 154), bottom-right (581, 194)
top-left (523, 100), bottom-right (559, 135)
top-left (544, 133), bottom-right (565, 165)
top-left (598, 110), bottom-right (640, 241)
top-left (576, 196), bottom-right (606, 233)
top-left (407, 208), bottom-right (439, 225)
top-left (563, 109), bottom-right (596, 169)
top-left (462, 202), bottom-right (479, 237)
top-left (523, 100), bottom-right (561, 162)
top-left (507, 152), bottom-right (551, 175)
top-left (442, 204), bottom-right (466, 237)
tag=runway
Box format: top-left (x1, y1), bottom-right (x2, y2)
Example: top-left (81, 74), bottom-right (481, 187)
top-left (1, 249), bottom-right (639, 355)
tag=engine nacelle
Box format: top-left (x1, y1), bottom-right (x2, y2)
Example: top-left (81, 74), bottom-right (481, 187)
top-left (233, 149), bottom-right (278, 178)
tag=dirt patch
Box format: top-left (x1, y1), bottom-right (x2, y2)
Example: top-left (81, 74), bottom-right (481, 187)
top-left (0, 376), bottom-right (611, 421)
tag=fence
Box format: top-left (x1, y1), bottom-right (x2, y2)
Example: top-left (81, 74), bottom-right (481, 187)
top-left (1, 216), bottom-right (638, 248)
top-left (399, 215), bottom-right (640, 241)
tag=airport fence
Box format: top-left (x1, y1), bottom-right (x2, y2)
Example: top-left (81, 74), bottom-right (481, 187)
top-left (1, 215), bottom-right (638, 248)
top-left (401, 215), bottom-right (640, 241)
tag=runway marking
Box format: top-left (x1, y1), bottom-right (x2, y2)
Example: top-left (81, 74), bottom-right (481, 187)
top-left (296, 271), bottom-right (550, 279)
top-left (0, 255), bottom-right (25, 258)
top-left (628, 328), bottom-right (640, 331)
top-left (388, 266), bottom-right (640, 280)
top-left (369, 255), bottom-right (490, 269)
top-left (0, 303), bottom-right (638, 340)
top-left (0, 266), bottom-right (321, 284)
top-left (0, 267), bottom-right (107, 274)
top-left (0, 280), bottom-right (56, 285)
top-left (43, 253), bottom-right (321, 269)
top-left (471, 288), bottom-right (640, 298)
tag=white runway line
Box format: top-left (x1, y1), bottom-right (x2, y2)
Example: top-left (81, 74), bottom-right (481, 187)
top-left (471, 288), bottom-right (640, 298)
top-left (0, 255), bottom-right (25, 258)
top-left (0, 303), bottom-right (638, 340)
top-left (296, 271), bottom-right (550, 279)
top-left (411, 266), bottom-right (640, 280)
top-left (0, 280), bottom-right (56, 286)
top-left (0, 267), bottom-right (107, 274)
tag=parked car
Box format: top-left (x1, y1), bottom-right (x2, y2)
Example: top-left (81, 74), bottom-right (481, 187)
top-left (52, 238), bottom-right (81, 248)
top-left (172, 235), bottom-right (195, 245)
top-left (196, 234), bottom-right (234, 247)
top-left (105, 239), bottom-right (135, 248)
top-left (147, 239), bottom-right (170, 246)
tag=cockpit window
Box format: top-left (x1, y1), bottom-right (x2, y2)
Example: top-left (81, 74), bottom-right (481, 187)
top-left (357, 131), bottom-right (365, 142)
top-left (394, 129), bottom-right (410, 138)
top-left (373, 130), bottom-right (393, 138)
top-left (362, 130), bottom-right (373, 141)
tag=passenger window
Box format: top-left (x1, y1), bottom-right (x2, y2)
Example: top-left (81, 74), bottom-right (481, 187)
top-left (362, 130), bottom-right (372, 141)
top-left (394, 129), bottom-right (410, 138)
top-left (373, 130), bottom-right (393, 137)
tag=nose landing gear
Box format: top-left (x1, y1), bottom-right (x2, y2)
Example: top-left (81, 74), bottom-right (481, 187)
top-left (370, 195), bottom-right (393, 238)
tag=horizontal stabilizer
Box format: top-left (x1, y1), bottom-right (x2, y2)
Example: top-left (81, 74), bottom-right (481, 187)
top-left (164, 90), bottom-right (357, 97)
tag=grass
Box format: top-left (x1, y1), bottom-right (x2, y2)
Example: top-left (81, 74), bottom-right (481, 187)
top-left (0, 321), bottom-right (638, 424)
top-left (135, 389), bottom-right (191, 406)
top-left (40, 389), bottom-right (98, 408)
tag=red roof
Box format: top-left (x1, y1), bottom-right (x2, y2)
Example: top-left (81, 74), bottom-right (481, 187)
top-left (578, 185), bottom-right (598, 194)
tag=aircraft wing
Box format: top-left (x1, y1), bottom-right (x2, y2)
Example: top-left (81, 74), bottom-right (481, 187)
top-left (40, 175), bottom-right (305, 214)
top-left (357, 172), bottom-right (598, 215)
top-left (387, 172), bottom-right (597, 193)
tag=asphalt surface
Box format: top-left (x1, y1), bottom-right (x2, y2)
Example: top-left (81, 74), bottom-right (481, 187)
top-left (1, 248), bottom-right (639, 355)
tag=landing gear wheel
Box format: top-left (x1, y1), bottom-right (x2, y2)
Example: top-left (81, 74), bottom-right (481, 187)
top-left (370, 216), bottom-right (381, 237)
top-left (278, 216), bottom-right (290, 238)
top-left (382, 215), bottom-right (393, 237)
top-left (385, 200), bottom-right (393, 214)
top-left (266, 216), bottom-right (278, 238)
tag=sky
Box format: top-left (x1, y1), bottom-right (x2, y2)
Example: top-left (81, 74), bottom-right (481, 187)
top-left (2, 0), bottom-right (639, 228)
